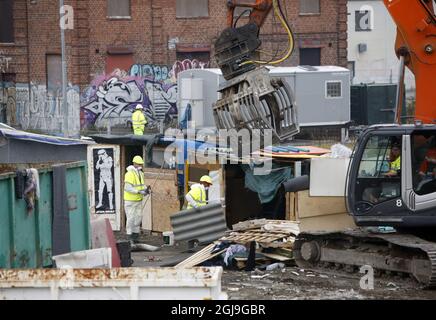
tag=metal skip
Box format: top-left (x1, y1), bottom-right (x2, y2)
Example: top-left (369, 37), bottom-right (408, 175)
top-left (213, 67), bottom-right (299, 149)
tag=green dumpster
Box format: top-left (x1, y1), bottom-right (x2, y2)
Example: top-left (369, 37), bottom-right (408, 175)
top-left (0, 161), bottom-right (91, 268)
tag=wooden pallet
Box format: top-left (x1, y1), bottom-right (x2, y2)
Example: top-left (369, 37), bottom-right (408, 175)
top-left (232, 219), bottom-right (296, 231)
top-left (220, 231), bottom-right (290, 243)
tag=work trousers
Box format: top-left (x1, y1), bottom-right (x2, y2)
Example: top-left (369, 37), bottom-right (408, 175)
top-left (125, 200), bottom-right (143, 235)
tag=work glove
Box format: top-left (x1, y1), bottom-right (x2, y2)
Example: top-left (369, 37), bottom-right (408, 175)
top-left (139, 187), bottom-right (151, 196)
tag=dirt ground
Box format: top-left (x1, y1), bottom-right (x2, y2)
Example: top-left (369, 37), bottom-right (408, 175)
top-left (119, 233), bottom-right (436, 300)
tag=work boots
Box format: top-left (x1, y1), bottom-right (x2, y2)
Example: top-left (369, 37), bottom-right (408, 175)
top-left (130, 233), bottom-right (140, 244)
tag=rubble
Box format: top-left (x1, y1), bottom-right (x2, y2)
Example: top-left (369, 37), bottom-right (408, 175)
top-left (175, 219), bottom-right (300, 270)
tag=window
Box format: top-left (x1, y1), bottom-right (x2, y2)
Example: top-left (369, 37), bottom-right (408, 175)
top-left (176, 0), bottom-right (209, 18)
top-left (326, 81), bottom-right (342, 98)
top-left (0, 0), bottom-right (14, 43)
top-left (107, 0), bottom-right (131, 18)
top-left (105, 53), bottom-right (134, 74)
top-left (46, 54), bottom-right (62, 94)
top-left (299, 48), bottom-right (321, 66)
top-left (355, 10), bottom-right (372, 32)
top-left (300, 0), bottom-right (320, 14)
top-left (356, 135), bottom-right (401, 205)
top-left (412, 131), bottom-right (436, 195)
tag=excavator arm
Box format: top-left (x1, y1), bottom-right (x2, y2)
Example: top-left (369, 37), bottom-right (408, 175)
top-left (226, 0), bottom-right (273, 30)
top-left (213, 0), bottom-right (299, 151)
top-left (384, 0), bottom-right (436, 123)
top-left (215, 0), bottom-right (275, 80)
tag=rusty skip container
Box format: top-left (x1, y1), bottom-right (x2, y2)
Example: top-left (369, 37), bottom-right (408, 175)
top-left (0, 161), bottom-right (91, 269)
top-left (0, 267), bottom-right (228, 300)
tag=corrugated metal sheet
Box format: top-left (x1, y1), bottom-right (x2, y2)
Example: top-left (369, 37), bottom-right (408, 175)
top-left (171, 203), bottom-right (227, 244)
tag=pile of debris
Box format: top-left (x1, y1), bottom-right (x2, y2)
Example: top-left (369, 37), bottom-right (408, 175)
top-left (176, 219), bottom-right (300, 270)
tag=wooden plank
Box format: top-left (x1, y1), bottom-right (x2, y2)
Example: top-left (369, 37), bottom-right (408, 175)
top-left (177, 244), bottom-right (214, 265)
top-left (296, 190), bottom-right (348, 219)
top-left (177, 248), bottom-right (226, 268)
top-left (273, 248), bottom-right (294, 259)
top-left (260, 242), bottom-right (294, 249)
top-left (141, 194), bottom-right (152, 231)
top-left (261, 252), bottom-right (292, 262)
top-left (285, 193), bottom-right (291, 221)
top-left (298, 213), bottom-right (357, 232)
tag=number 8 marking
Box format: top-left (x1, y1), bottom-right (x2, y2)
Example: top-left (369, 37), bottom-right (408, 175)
top-left (396, 199), bottom-right (402, 207)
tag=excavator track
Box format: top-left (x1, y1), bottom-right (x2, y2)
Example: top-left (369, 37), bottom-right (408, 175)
top-left (294, 230), bottom-right (436, 288)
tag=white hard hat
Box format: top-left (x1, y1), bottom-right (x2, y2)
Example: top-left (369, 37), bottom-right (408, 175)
top-left (135, 104), bottom-right (144, 110)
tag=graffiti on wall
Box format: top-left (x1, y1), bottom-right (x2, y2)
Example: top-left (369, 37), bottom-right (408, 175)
top-left (0, 51), bottom-right (12, 73)
top-left (129, 59), bottom-right (209, 82)
top-left (81, 59), bottom-right (209, 130)
top-left (14, 83), bottom-right (81, 135)
top-left (0, 85), bottom-right (17, 125)
top-left (80, 70), bottom-right (177, 130)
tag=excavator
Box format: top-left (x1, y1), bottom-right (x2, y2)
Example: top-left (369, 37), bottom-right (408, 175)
top-left (213, 0), bottom-right (299, 148)
top-left (213, 0), bottom-right (436, 287)
top-left (294, 0), bottom-right (436, 287)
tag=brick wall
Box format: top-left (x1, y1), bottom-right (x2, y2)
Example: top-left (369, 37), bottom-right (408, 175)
top-left (1, 0), bottom-right (348, 87)
top-left (0, 0), bottom-right (348, 134)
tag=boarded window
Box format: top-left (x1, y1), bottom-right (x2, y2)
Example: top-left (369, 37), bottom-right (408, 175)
top-left (105, 53), bottom-right (134, 74)
top-left (107, 0), bottom-right (131, 18)
top-left (355, 10), bottom-right (372, 31)
top-left (300, 0), bottom-right (320, 14)
top-left (0, 0), bottom-right (14, 43)
top-left (176, 0), bottom-right (209, 18)
top-left (299, 48), bottom-right (321, 66)
top-left (46, 55), bottom-right (62, 94)
top-left (326, 81), bottom-right (342, 98)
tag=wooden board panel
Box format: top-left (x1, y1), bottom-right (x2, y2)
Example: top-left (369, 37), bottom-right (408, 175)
top-left (141, 194), bottom-right (152, 231)
top-left (261, 252), bottom-right (292, 262)
top-left (296, 190), bottom-right (348, 219)
top-left (298, 213), bottom-right (357, 232)
top-left (143, 169), bottom-right (179, 233)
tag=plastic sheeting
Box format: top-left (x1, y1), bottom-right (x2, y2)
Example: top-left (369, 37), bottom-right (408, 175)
top-left (0, 128), bottom-right (93, 146)
top-left (242, 164), bottom-right (292, 204)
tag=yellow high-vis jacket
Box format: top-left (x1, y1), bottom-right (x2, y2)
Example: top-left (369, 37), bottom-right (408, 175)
top-left (186, 184), bottom-right (207, 209)
top-left (124, 166), bottom-right (146, 202)
top-left (132, 110), bottom-right (147, 135)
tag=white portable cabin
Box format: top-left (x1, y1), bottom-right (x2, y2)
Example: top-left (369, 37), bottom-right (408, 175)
top-left (177, 66), bottom-right (351, 130)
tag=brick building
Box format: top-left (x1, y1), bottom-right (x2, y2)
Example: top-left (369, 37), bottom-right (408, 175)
top-left (0, 0), bottom-right (347, 135)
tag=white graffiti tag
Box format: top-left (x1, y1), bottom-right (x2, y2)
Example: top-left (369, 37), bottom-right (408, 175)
top-left (83, 77), bottom-right (143, 128)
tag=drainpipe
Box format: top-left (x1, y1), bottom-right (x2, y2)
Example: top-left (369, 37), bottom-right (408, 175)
top-left (60, 0), bottom-right (69, 137)
top-left (26, 0), bottom-right (31, 123)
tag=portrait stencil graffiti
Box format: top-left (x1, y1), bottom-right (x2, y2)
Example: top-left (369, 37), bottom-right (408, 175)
top-left (93, 148), bottom-right (115, 214)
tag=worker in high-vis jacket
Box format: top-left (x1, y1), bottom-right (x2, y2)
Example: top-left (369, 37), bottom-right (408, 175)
top-left (185, 175), bottom-right (213, 209)
top-left (132, 104), bottom-right (147, 135)
top-left (124, 156), bottom-right (151, 243)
